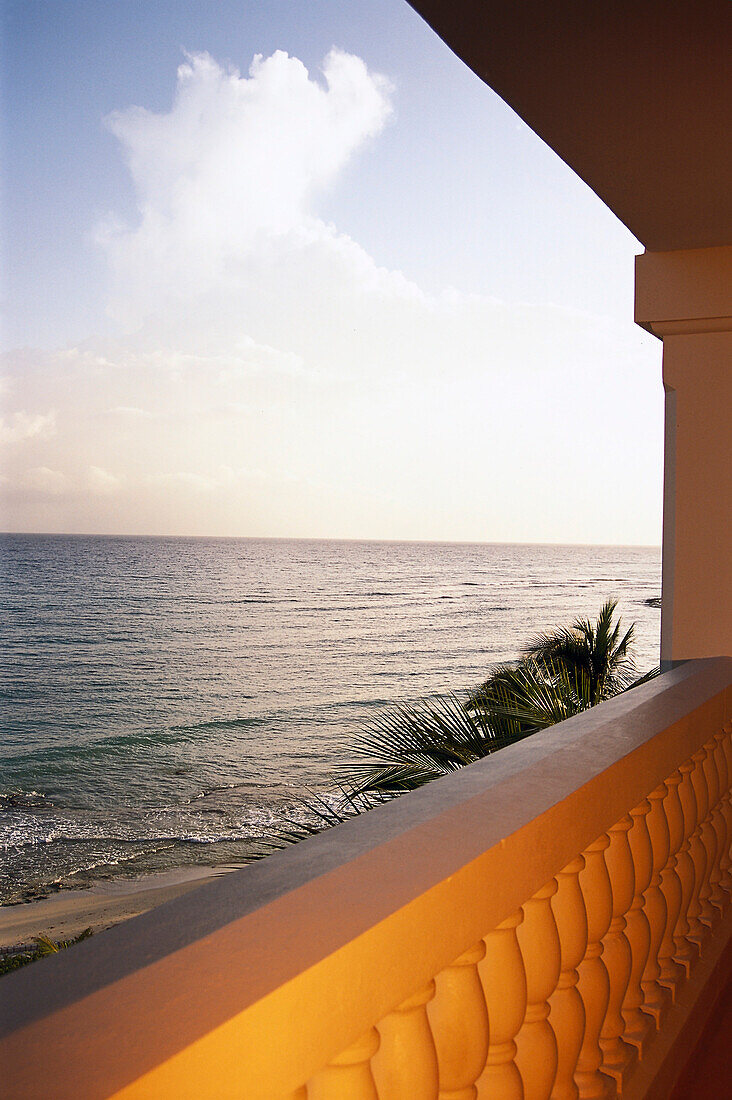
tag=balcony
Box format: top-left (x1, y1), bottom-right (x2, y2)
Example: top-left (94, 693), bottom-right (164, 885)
top-left (2, 3), bottom-right (730, 1096)
top-left (2, 656), bottom-right (730, 1098)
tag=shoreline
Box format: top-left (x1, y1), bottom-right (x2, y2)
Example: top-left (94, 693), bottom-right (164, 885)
top-left (0, 864), bottom-right (244, 950)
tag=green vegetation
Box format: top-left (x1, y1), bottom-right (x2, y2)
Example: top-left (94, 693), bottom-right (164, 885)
top-left (265, 601), bottom-right (658, 846)
top-left (339, 600), bottom-right (658, 798)
top-left (0, 928), bottom-right (93, 979)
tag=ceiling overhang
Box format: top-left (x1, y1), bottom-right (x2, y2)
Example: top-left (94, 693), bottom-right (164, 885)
top-left (409, 1), bottom-right (732, 251)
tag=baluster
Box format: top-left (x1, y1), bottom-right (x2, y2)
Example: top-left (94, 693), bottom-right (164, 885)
top-left (622, 801), bottom-right (655, 1053)
top-left (599, 816), bottom-right (637, 1086)
top-left (307, 1028), bottom-right (379, 1100)
top-left (690, 747), bottom-right (716, 930)
top-left (713, 729), bottom-right (732, 895)
top-left (722, 723), bottom-right (732, 892)
top-left (673, 763), bottom-right (700, 975)
top-left (428, 942), bottom-right (490, 1100)
top-left (683, 754), bottom-right (709, 950)
top-left (704, 735), bottom-right (727, 913)
top-left (373, 981), bottom-right (439, 1100)
top-left (550, 856), bottom-right (587, 1100)
top-left (575, 836), bottom-right (615, 1100)
top-left (657, 772), bottom-right (685, 998)
top-left (477, 912), bottom-right (526, 1100)
top-left (704, 735), bottom-right (721, 806)
top-left (515, 881), bottom-right (560, 1100)
top-left (640, 784), bottom-right (672, 1026)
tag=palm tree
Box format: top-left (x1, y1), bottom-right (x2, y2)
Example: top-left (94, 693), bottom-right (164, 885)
top-left (465, 599), bottom-right (655, 719)
top-left (259, 602), bottom-right (658, 851)
top-left (522, 598), bottom-right (640, 704)
top-left (465, 655), bottom-right (596, 732)
top-left (343, 693), bottom-right (517, 795)
top-left (339, 601), bottom-right (658, 798)
top-left (338, 657), bottom-right (591, 796)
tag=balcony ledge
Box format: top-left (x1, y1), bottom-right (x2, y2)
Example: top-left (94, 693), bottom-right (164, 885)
top-left (2, 657), bottom-right (731, 1099)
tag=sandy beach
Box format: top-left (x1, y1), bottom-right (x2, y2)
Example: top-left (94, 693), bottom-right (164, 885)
top-left (0, 865), bottom-right (243, 950)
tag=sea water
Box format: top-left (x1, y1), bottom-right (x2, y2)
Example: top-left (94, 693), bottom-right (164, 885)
top-left (0, 534), bottom-right (661, 903)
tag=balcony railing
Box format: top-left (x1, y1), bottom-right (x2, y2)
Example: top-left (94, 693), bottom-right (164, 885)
top-left (2, 657), bottom-right (731, 1099)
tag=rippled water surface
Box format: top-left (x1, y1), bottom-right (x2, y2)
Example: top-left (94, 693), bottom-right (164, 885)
top-left (0, 535), bottom-right (661, 902)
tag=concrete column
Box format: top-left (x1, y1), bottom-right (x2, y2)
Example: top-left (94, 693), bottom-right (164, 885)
top-left (636, 246), bottom-right (732, 665)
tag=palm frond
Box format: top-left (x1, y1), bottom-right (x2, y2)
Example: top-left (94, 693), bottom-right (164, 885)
top-left (254, 600), bottom-right (658, 856)
top-left (252, 785), bottom-right (393, 857)
top-left (516, 599), bottom-right (639, 703)
top-left (469, 657), bottom-right (595, 731)
top-left (622, 665), bottom-right (660, 692)
top-left (339, 693), bottom-right (520, 795)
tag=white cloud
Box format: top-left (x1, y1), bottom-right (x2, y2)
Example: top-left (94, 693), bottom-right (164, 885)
top-left (151, 471), bottom-right (224, 493)
top-left (87, 465), bottom-right (122, 494)
top-left (22, 466), bottom-right (69, 496)
top-left (0, 410), bottom-right (56, 444)
top-left (1, 47), bottom-right (662, 542)
top-left (100, 48), bottom-right (393, 324)
top-left (110, 405), bottom-right (156, 419)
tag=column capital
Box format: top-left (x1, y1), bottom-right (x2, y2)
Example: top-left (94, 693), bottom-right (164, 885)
top-left (635, 245), bottom-right (732, 337)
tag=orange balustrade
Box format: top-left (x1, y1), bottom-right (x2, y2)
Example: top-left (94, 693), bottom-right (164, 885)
top-left (1, 659), bottom-right (730, 1099)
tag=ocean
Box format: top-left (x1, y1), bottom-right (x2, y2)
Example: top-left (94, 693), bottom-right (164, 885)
top-left (0, 534), bottom-right (661, 904)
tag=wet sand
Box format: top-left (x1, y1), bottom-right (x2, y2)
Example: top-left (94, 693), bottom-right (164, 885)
top-left (0, 865), bottom-right (243, 949)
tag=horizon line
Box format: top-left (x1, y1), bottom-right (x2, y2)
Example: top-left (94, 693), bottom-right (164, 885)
top-left (0, 530), bottom-right (662, 551)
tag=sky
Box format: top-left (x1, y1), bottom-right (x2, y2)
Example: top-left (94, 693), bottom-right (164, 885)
top-left (1, 0), bottom-right (663, 543)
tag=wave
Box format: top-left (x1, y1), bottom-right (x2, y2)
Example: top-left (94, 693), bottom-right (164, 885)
top-left (186, 779), bottom-right (296, 801)
top-left (0, 714), bottom-right (271, 767)
top-left (2, 816), bottom-right (274, 851)
top-left (0, 783), bottom-right (343, 851)
top-left (227, 597), bottom-right (296, 605)
top-left (172, 715), bottom-right (264, 733)
top-left (0, 788), bottom-right (51, 811)
top-left (0, 728), bottom-right (198, 767)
